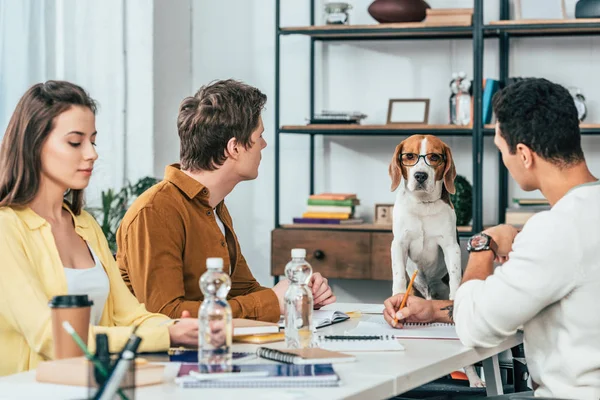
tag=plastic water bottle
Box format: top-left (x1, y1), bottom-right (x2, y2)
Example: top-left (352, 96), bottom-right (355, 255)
top-left (284, 248), bottom-right (314, 349)
top-left (198, 257), bottom-right (232, 373)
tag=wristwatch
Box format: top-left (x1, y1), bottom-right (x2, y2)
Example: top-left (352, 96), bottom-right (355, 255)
top-left (466, 232), bottom-right (498, 257)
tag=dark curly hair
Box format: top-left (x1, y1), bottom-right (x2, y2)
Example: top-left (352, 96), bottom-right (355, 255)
top-left (492, 78), bottom-right (584, 167)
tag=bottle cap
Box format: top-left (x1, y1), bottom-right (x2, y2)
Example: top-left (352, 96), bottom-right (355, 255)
top-left (206, 257), bottom-right (224, 270)
top-left (291, 248), bottom-right (306, 258)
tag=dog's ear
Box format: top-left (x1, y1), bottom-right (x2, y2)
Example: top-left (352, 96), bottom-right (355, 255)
top-left (389, 142), bottom-right (404, 192)
top-left (443, 144), bottom-right (456, 194)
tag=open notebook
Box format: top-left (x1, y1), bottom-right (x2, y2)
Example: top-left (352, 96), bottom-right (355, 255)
top-left (278, 310), bottom-right (350, 330)
top-left (313, 310), bottom-right (350, 329)
top-left (348, 315), bottom-right (459, 340)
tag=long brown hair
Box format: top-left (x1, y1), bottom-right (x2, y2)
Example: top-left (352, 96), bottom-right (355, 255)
top-left (0, 81), bottom-right (97, 214)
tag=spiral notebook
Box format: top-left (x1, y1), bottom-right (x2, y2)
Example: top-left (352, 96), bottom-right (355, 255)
top-left (176, 363), bottom-right (340, 388)
top-left (315, 334), bottom-right (405, 352)
top-left (349, 315), bottom-right (459, 340)
top-left (256, 347), bottom-right (356, 364)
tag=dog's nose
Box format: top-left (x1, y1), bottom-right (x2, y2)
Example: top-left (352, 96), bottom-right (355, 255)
top-left (414, 172), bottom-right (428, 183)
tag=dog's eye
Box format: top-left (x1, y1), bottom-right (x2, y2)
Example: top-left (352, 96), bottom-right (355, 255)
top-left (404, 154), bottom-right (415, 160)
top-left (429, 154), bottom-right (440, 162)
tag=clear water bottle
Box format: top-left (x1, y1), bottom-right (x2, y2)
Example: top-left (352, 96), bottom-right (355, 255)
top-left (198, 257), bottom-right (232, 373)
top-left (284, 248), bottom-right (314, 349)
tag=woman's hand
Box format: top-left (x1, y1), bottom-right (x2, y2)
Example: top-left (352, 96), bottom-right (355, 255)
top-left (167, 310), bottom-right (198, 347)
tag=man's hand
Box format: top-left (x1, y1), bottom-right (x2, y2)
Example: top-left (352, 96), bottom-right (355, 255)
top-left (483, 224), bottom-right (519, 261)
top-left (168, 310), bottom-right (198, 347)
top-left (308, 273), bottom-right (336, 309)
top-left (383, 294), bottom-right (436, 328)
top-left (272, 278), bottom-right (290, 315)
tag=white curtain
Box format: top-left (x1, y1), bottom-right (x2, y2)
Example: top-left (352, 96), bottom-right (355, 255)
top-left (0, 0), bottom-right (128, 206)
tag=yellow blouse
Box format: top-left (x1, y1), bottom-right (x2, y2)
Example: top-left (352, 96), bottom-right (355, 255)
top-left (0, 205), bottom-right (172, 376)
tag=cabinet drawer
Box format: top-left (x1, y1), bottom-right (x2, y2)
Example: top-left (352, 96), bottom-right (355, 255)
top-left (271, 229), bottom-right (371, 279)
top-left (371, 232), bottom-right (393, 280)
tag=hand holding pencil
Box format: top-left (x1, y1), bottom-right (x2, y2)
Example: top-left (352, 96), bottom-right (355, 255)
top-left (383, 271), bottom-right (437, 328)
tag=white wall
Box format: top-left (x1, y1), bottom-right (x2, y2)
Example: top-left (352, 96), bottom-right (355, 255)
top-left (184, 0), bottom-right (600, 303)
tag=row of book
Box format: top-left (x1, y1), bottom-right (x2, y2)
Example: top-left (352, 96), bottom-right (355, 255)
top-left (293, 193), bottom-right (363, 225)
top-left (505, 198), bottom-right (550, 227)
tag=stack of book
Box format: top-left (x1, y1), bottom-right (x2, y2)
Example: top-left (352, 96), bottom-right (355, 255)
top-left (423, 8), bottom-right (473, 26)
top-left (293, 193), bottom-right (363, 225)
top-left (505, 198), bottom-right (550, 227)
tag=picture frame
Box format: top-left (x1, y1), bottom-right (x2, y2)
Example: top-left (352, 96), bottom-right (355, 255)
top-left (386, 99), bottom-right (430, 125)
top-left (514, 0), bottom-right (566, 20)
top-left (374, 203), bottom-right (394, 225)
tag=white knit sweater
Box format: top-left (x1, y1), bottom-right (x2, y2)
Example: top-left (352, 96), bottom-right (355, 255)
top-left (454, 181), bottom-right (600, 399)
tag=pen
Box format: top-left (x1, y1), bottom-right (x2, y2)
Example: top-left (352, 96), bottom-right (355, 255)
top-left (62, 322), bottom-right (129, 400)
top-left (321, 335), bottom-right (398, 340)
top-left (394, 270), bottom-right (418, 326)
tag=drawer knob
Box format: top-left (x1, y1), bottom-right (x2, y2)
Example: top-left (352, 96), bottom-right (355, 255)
top-left (313, 250), bottom-right (325, 260)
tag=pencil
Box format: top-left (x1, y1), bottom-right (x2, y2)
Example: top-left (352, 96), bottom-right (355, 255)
top-left (394, 270), bottom-right (418, 326)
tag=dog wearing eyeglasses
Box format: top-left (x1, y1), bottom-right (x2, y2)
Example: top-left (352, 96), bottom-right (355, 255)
top-left (389, 135), bottom-right (484, 387)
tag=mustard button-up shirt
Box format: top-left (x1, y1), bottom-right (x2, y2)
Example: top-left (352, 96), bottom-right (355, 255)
top-left (0, 206), bottom-right (171, 376)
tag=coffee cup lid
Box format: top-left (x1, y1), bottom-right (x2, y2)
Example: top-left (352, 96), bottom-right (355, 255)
top-left (48, 295), bottom-right (94, 308)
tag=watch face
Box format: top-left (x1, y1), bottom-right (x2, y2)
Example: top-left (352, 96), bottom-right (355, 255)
top-left (469, 234), bottom-right (489, 250)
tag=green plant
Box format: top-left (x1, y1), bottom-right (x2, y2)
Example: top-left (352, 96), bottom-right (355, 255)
top-left (87, 176), bottom-right (159, 253)
top-left (450, 175), bottom-right (473, 226)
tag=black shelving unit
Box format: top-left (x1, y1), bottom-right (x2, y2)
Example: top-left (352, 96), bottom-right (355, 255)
top-left (274, 0), bottom-right (600, 234)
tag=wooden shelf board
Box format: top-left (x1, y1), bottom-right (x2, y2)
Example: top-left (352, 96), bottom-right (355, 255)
top-left (486, 19), bottom-right (600, 35)
top-left (279, 224), bottom-right (474, 233)
top-left (280, 23), bottom-right (473, 39)
top-left (489, 19), bottom-right (600, 26)
top-left (282, 124), bottom-right (471, 131)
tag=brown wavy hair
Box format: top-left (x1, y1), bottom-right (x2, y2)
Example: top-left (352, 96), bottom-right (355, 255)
top-left (177, 79), bottom-right (267, 171)
top-left (0, 81), bottom-right (97, 214)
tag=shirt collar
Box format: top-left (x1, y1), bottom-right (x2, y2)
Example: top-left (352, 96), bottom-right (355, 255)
top-left (164, 163), bottom-right (210, 201)
top-left (15, 203), bottom-right (89, 231)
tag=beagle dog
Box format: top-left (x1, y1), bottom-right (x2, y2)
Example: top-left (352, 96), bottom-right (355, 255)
top-left (389, 135), bottom-right (485, 388)
top-left (389, 134), bottom-right (461, 300)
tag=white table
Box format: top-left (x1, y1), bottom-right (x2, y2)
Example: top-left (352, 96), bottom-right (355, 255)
top-left (0, 303), bottom-right (523, 400)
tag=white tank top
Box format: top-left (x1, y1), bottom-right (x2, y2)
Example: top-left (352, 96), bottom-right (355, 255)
top-left (63, 246), bottom-right (109, 325)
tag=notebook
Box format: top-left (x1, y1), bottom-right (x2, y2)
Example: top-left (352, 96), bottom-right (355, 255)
top-left (256, 346), bottom-right (356, 364)
top-left (278, 310), bottom-right (351, 330)
top-left (313, 310), bottom-right (350, 329)
top-left (349, 315), bottom-right (459, 340)
top-left (176, 363), bottom-right (340, 388)
top-left (233, 318), bottom-right (280, 336)
top-left (234, 332), bottom-right (285, 344)
top-left (314, 335), bottom-right (405, 352)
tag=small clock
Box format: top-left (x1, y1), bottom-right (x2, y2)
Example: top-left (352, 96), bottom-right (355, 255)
top-left (569, 87), bottom-right (587, 122)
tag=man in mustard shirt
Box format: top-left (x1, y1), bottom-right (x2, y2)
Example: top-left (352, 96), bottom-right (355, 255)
top-left (117, 79), bottom-right (336, 322)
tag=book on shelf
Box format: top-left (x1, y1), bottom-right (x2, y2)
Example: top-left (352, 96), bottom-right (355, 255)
top-left (512, 197), bottom-right (550, 207)
top-left (306, 205), bottom-right (353, 214)
top-left (424, 7), bottom-right (473, 26)
top-left (302, 212), bottom-right (351, 220)
top-left (293, 217), bottom-right (364, 225)
top-left (176, 363), bottom-right (340, 388)
top-left (309, 193), bottom-right (357, 201)
top-left (307, 198), bottom-right (360, 206)
top-left (233, 318), bottom-right (280, 336)
top-left (505, 206), bottom-right (550, 226)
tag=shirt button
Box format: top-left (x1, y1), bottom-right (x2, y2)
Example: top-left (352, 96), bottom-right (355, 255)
top-left (221, 241), bottom-right (226, 247)
top-left (201, 189), bottom-right (208, 195)
top-left (206, 210), bottom-right (212, 216)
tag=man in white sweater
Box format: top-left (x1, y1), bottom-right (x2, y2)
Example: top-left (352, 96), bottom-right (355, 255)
top-left (383, 78), bottom-right (600, 399)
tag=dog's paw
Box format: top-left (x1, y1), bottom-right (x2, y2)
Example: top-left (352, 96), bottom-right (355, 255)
top-left (465, 365), bottom-right (486, 388)
top-left (469, 377), bottom-right (486, 388)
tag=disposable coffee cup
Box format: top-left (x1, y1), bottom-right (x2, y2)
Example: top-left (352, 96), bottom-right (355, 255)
top-left (48, 295), bottom-right (94, 359)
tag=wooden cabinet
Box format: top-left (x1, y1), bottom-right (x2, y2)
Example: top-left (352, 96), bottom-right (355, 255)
top-left (271, 227), bottom-right (393, 280)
